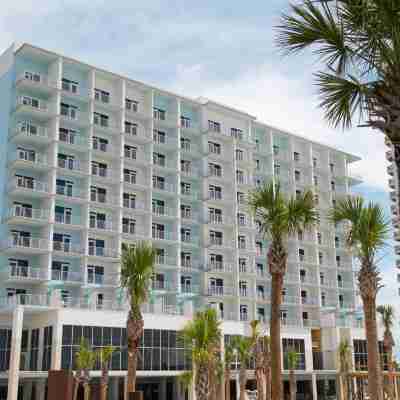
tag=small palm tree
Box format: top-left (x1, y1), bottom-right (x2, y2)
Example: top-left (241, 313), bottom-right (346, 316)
top-left (286, 348), bottom-right (298, 400)
top-left (74, 339), bottom-right (96, 400)
top-left (249, 181), bottom-right (317, 400)
top-left (329, 197), bottom-right (389, 400)
top-left (178, 371), bottom-right (193, 400)
top-left (231, 336), bottom-right (253, 400)
top-left (338, 339), bottom-right (353, 400)
top-left (181, 309), bottom-right (222, 400)
top-left (120, 241), bottom-right (156, 397)
top-left (223, 343), bottom-right (235, 400)
top-left (96, 345), bottom-right (115, 400)
top-left (250, 320), bottom-right (265, 400)
top-left (377, 305), bottom-right (396, 400)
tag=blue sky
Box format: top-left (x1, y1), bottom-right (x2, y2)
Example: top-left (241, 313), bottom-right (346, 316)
top-left (1, 0), bottom-right (396, 322)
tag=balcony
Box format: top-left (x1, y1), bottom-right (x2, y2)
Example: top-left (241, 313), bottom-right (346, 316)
top-left (206, 286), bottom-right (234, 297)
top-left (9, 151), bottom-right (49, 171)
top-left (391, 203), bottom-right (399, 216)
top-left (152, 206), bottom-right (176, 218)
top-left (301, 297), bottom-right (319, 306)
top-left (389, 178), bottom-right (396, 189)
top-left (56, 185), bottom-right (86, 203)
top-left (54, 213), bottom-right (81, 228)
top-left (15, 96), bottom-right (50, 120)
top-left (9, 178), bottom-right (49, 197)
top-left (151, 280), bottom-right (174, 292)
top-left (11, 123), bottom-right (48, 144)
top-left (386, 150), bottom-right (394, 162)
top-left (87, 273), bottom-right (119, 287)
top-left (90, 192), bottom-right (119, 208)
top-left (181, 166), bottom-right (201, 178)
top-left (51, 270), bottom-right (82, 284)
top-left (155, 256), bottom-right (178, 269)
top-left (152, 182), bottom-right (176, 194)
top-left (152, 231), bottom-right (176, 242)
top-left (88, 246), bottom-right (119, 259)
top-left (7, 265), bottom-right (47, 282)
top-left (181, 284), bottom-right (200, 295)
top-left (53, 241), bottom-right (84, 256)
top-left (6, 207), bottom-right (49, 225)
top-left (16, 73), bottom-right (56, 94)
top-left (59, 131), bottom-right (88, 149)
top-left (2, 236), bottom-right (49, 253)
top-left (206, 263), bottom-right (233, 273)
top-left (282, 295), bottom-right (300, 305)
top-left (89, 219), bottom-right (115, 234)
top-left (387, 164), bottom-right (395, 176)
top-left (390, 191), bottom-right (397, 202)
top-left (57, 158), bottom-right (86, 175)
top-left (124, 123), bottom-right (151, 144)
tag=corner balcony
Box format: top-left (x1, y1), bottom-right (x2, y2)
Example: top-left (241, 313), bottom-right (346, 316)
top-left (9, 151), bottom-right (49, 171)
top-left (9, 178), bottom-right (50, 198)
top-left (6, 266), bottom-right (48, 283)
top-left (53, 241), bottom-right (85, 257)
top-left (15, 96), bottom-right (51, 121)
top-left (206, 286), bottom-right (235, 298)
top-left (6, 207), bottom-right (49, 226)
top-left (88, 246), bottom-right (119, 260)
top-left (51, 270), bottom-right (83, 285)
top-left (2, 236), bottom-right (49, 254)
top-left (11, 124), bottom-right (49, 145)
top-left (15, 73), bottom-right (57, 95)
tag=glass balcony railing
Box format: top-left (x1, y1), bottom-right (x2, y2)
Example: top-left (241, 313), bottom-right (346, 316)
top-left (11, 151), bottom-right (48, 167)
top-left (8, 265), bottom-right (46, 280)
top-left (88, 247), bottom-right (118, 258)
top-left (5, 236), bottom-right (49, 250)
top-left (52, 241), bottom-right (83, 254)
top-left (89, 219), bottom-right (113, 231)
top-left (16, 96), bottom-right (48, 112)
top-left (8, 207), bottom-right (49, 221)
top-left (58, 158), bottom-right (83, 172)
top-left (51, 270), bottom-right (82, 282)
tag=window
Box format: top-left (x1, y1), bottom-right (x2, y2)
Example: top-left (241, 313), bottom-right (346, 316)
top-left (153, 152), bottom-right (166, 167)
top-left (153, 176), bottom-right (165, 190)
top-left (257, 285), bottom-right (265, 300)
top-left (208, 163), bottom-right (222, 177)
top-left (236, 170), bottom-right (245, 184)
top-left (313, 175), bottom-right (318, 186)
top-left (300, 269), bottom-right (306, 283)
top-left (313, 157), bottom-right (317, 168)
top-left (91, 161), bottom-right (108, 177)
top-left (237, 213), bottom-right (246, 226)
top-left (293, 152), bottom-right (300, 162)
top-left (239, 281), bottom-right (247, 296)
top-left (94, 88), bottom-right (110, 103)
top-left (320, 272), bottom-right (325, 285)
top-left (181, 228), bottom-right (191, 242)
top-left (336, 255), bottom-right (341, 267)
top-left (274, 163), bottom-right (280, 176)
top-left (294, 170), bottom-right (301, 182)
top-left (18, 121), bottom-right (38, 135)
top-left (235, 149), bottom-right (244, 161)
top-left (209, 254), bottom-right (223, 269)
top-left (256, 241), bottom-right (263, 256)
top-left (339, 294), bottom-right (344, 308)
top-left (153, 107), bottom-right (166, 120)
top-left (295, 190), bottom-right (301, 200)
top-left (240, 305), bottom-right (248, 321)
top-left (180, 116), bottom-right (191, 128)
top-left (283, 339), bottom-right (306, 370)
top-left (180, 182), bottom-right (191, 195)
top-left (60, 103), bottom-right (77, 119)
top-left (209, 208), bottom-right (223, 224)
top-left (152, 199), bottom-right (165, 215)
top-left (125, 98), bottom-right (138, 112)
top-left (124, 145), bottom-right (137, 160)
top-left (208, 141), bottom-right (221, 154)
top-left (87, 265), bottom-right (104, 285)
top-left (209, 185), bottom-right (222, 200)
top-left (22, 96), bottom-right (40, 109)
top-left (329, 163), bottom-right (335, 173)
top-left (331, 181), bottom-right (336, 191)
top-left (90, 186), bottom-right (107, 203)
top-left (209, 231), bottom-right (223, 246)
top-left (297, 230), bottom-right (303, 241)
top-left (93, 112), bottom-right (109, 127)
top-left (180, 137), bottom-right (191, 151)
top-left (55, 206), bottom-right (72, 224)
top-left (181, 160), bottom-right (191, 174)
top-left (122, 218), bottom-right (136, 234)
top-left (298, 248), bottom-right (305, 262)
top-left (58, 153), bottom-right (77, 170)
top-left (239, 258), bottom-right (247, 273)
top-left (62, 78), bottom-right (79, 94)
top-left (181, 205), bottom-right (191, 219)
top-left (125, 121), bottom-right (137, 135)
top-left (301, 290), bottom-right (307, 304)
top-left (59, 128), bottom-right (78, 145)
top-left (24, 71), bottom-right (41, 82)
top-left (321, 292), bottom-right (326, 307)
top-left (123, 193), bottom-right (136, 209)
top-left (153, 130), bottom-right (166, 144)
top-left (181, 252), bottom-right (192, 268)
top-left (319, 252), bottom-right (323, 265)
top-left (238, 235), bottom-right (246, 249)
top-left (317, 232), bottom-right (322, 245)
top-left (208, 120), bottom-right (221, 133)
top-left (237, 192), bottom-right (245, 204)
top-left (17, 147), bottom-right (36, 162)
top-left (181, 275), bottom-right (192, 292)
top-left (314, 194), bottom-right (319, 205)
top-left (231, 128), bottom-right (243, 140)
top-left (124, 169), bottom-right (137, 184)
top-left (273, 145), bottom-right (279, 155)
top-left (152, 223), bottom-right (165, 240)
top-left (337, 274), bottom-right (343, 288)
top-left (335, 236), bottom-right (340, 248)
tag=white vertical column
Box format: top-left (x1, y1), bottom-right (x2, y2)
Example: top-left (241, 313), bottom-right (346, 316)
top-left (176, 99), bottom-right (182, 296)
top-left (311, 373), bottom-right (317, 400)
top-left (50, 311), bottom-right (63, 370)
top-left (7, 306), bottom-right (24, 400)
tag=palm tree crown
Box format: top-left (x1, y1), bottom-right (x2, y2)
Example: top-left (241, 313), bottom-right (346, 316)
top-left (120, 242), bottom-right (156, 309)
top-left (377, 305), bottom-right (395, 332)
top-left (275, 0), bottom-right (400, 136)
top-left (249, 182), bottom-right (317, 244)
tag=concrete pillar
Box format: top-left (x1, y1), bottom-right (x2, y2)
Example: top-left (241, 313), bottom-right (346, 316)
top-left (22, 380), bottom-right (32, 400)
top-left (35, 380), bottom-right (46, 400)
top-left (311, 374), bottom-right (317, 400)
top-left (7, 306), bottom-right (23, 400)
top-left (159, 377), bottom-right (167, 400)
top-left (51, 312), bottom-right (63, 370)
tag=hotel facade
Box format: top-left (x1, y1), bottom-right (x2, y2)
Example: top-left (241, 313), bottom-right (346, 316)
top-left (0, 43), bottom-right (383, 400)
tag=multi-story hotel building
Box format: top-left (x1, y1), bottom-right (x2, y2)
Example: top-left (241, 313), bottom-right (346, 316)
top-left (0, 43), bottom-right (382, 400)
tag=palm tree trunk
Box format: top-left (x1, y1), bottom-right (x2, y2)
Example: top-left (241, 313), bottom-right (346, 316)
top-left (289, 369), bottom-right (296, 400)
top-left (239, 367), bottom-right (247, 400)
top-left (225, 370), bottom-right (231, 400)
top-left (195, 364), bottom-right (209, 400)
top-left (73, 380), bottom-right (79, 400)
top-left (362, 296), bottom-right (384, 400)
top-left (83, 382), bottom-right (90, 400)
top-left (265, 363), bottom-right (271, 400)
top-left (100, 365), bottom-right (108, 400)
top-left (270, 272), bottom-right (283, 400)
top-left (256, 368), bottom-right (264, 400)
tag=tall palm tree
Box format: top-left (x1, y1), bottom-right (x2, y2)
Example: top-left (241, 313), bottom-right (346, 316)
top-left (286, 348), bottom-right (298, 400)
top-left (329, 197), bottom-right (389, 400)
top-left (263, 335), bottom-right (271, 400)
top-left (181, 308), bottom-right (222, 400)
top-left (73, 339), bottom-right (96, 400)
top-left (377, 304), bottom-right (396, 400)
top-left (276, 0), bottom-right (400, 211)
top-left (337, 339), bottom-right (353, 400)
top-left (96, 345), bottom-right (115, 400)
top-left (231, 336), bottom-right (253, 400)
top-left (120, 241), bottom-right (156, 398)
top-left (250, 320), bottom-right (265, 400)
top-left (249, 182), bottom-right (317, 400)
top-left (223, 343), bottom-right (235, 400)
